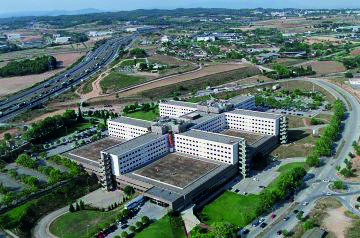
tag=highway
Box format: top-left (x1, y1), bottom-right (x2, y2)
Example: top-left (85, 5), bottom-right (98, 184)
top-left (0, 34), bottom-right (137, 122)
top-left (245, 78), bottom-right (360, 238)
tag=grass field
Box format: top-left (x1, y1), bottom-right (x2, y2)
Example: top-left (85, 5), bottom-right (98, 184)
top-left (124, 108), bottom-right (159, 121)
top-left (135, 215), bottom-right (185, 238)
top-left (201, 162), bottom-right (308, 227)
top-left (201, 191), bottom-right (262, 227)
top-left (120, 58), bottom-right (146, 67)
top-left (50, 210), bottom-right (118, 238)
top-left (288, 115), bottom-right (306, 128)
top-left (277, 162), bottom-right (308, 173)
top-left (100, 72), bottom-right (147, 93)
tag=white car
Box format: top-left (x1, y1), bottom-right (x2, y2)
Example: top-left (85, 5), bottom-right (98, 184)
top-left (323, 179), bottom-right (330, 183)
top-left (259, 217), bottom-right (265, 223)
top-left (302, 201), bottom-right (309, 206)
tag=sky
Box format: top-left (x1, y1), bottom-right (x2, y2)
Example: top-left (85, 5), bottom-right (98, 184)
top-left (1, 0), bottom-right (360, 14)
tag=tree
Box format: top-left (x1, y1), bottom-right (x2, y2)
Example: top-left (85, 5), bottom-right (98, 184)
top-left (80, 200), bottom-right (85, 210)
top-left (39, 151), bottom-right (48, 160)
top-left (306, 154), bottom-right (321, 167)
top-left (75, 202), bottom-right (81, 211)
top-left (141, 216), bottom-right (150, 225)
top-left (129, 225), bottom-right (136, 233)
top-left (345, 72), bottom-right (354, 78)
top-left (303, 219), bottom-right (315, 230)
top-left (121, 231), bottom-right (128, 238)
top-left (4, 133), bottom-right (11, 141)
top-left (69, 204), bottom-right (75, 212)
top-left (333, 180), bottom-right (345, 190)
top-left (212, 222), bottom-right (236, 238)
top-left (77, 105), bottom-right (84, 122)
top-left (135, 221), bottom-right (143, 229)
top-left (123, 186), bottom-right (134, 196)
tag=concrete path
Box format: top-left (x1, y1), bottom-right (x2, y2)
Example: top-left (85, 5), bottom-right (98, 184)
top-left (33, 207), bottom-right (68, 238)
top-left (181, 205), bottom-right (201, 234)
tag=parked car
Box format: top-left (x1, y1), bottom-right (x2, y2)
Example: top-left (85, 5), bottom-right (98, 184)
top-left (277, 230), bottom-right (282, 235)
top-left (271, 213), bottom-right (276, 219)
top-left (293, 210), bottom-right (299, 214)
top-left (252, 221), bottom-right (260, 227)
top-left (260, 223), bottom-right (267, 228)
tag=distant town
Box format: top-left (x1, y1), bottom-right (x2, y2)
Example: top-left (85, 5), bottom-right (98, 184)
top-left (0, 6), bottom-right (359, 238)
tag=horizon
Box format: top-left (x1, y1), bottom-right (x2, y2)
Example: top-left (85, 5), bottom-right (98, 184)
top-left (1, 0), bottom-right (360, 15)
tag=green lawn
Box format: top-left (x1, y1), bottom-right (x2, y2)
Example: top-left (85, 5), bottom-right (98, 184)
top-left (50, 210), bottom-right (118, 238)
top-left (277, 162), bottom-right (309, 173)
top-left (201, 162), bottom-right (309, 227)
top-left (52, 122), bottom-right (94, 139)
top-left (100, 72), bottom-right (147, 93)
top-left (201, 191), bottom-right (262, 227)
top-left (124, 109), bottom-right (159, 121)
top-left (119, 58), bottom-right (146, 67)
top-left (135, 215), bottom-right (185, 238)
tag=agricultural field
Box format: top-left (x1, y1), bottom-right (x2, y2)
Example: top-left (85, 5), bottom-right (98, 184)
top-left (0, 52), bottom-right (85, 96)
top-left (138, 64), bottom-right (260, 99)
top-left (148, 55), bottom-right (191, 66)
top-left (296, 61), bottom-right (347, 75)
top-left (100, 72), bottom-right (148, 93)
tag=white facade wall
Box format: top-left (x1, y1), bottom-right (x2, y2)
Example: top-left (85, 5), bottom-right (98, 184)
top-left (193, 114), bottom-right (226, 133)
top-left (225, 112), bottom-right (279, 136)
top-left (111, 134), bottom-right (169, 176)
top-left (234, 97), bottom-right (256, 110)
top-left (108, 121), bottom-right (150, 140)
top-left (159, 103), bottom-right (198, 118)
top-left (174, 133), bottom-right (238, 165)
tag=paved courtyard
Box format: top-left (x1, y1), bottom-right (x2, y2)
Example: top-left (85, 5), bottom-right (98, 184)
top-left (81, 188), bottom-right (125, 208)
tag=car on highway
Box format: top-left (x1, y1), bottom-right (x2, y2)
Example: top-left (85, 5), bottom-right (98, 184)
top-left (323, 179), bottom-right (330, 182)
top-left (326, 192), bottom-right (332, 196)
top-left (259, 217), bottom-right (265, 223)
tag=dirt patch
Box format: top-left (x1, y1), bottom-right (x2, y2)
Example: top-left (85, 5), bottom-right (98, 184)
top-left (0, 52), bottom-right (85, 96)
top-left (0, 128), bottom-right (21, 139)
top-left (351, 48), bottom-right (360, 56)
top-left (297, 61), bottom-right (346, 74)
top-left (323, 207), bottom-right (353, 238)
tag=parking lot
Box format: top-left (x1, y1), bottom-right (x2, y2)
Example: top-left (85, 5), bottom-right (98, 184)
top-left (82, 189), bottom-right (125, 209)
top-left (6, 163), bottom-right (49, 183)
top-left (0, 171), bottom-right (24, 193)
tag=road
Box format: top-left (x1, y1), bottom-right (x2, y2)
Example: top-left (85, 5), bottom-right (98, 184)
top-left (244, 78), bottom-right (360, 238)
top-left (0, 34), bottom-right (138, 122)
top-left (33, 206), bottom-right (68, 238)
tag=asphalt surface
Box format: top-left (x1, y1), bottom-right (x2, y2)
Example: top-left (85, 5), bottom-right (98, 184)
top-left (0, 34), bottom-right (137, 123)
top-left (244, 78), bottom-right (360, 238)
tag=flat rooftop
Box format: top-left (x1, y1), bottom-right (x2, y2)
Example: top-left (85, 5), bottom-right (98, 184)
top-left (68, 137), bottom-right (124, 162)
top-left (103, 133), bottom-right (164, 156)
top-left (227, 109), bottom-right (281, 120)
top-left (179, 129), bottom-right (244, 145)
top-left (133, 153), bottom-right (219, 189)
top-left (221, 129), bottom-right (265, 145)
top-left (109, 116), bottom-right (152, 128)
top-left (160, 100), bottom-right (198, 109)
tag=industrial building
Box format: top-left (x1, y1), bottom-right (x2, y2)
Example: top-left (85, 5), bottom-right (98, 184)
top-left (66, 96), bottom-right (287, 211)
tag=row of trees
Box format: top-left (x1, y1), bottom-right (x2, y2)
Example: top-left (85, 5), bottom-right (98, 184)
top-left (342, 55), bottom-right (360, 69)
top-left (69, 200), bottom-right (85, 212)
top-left (48, 155), bottom-right (81, 176)
top-left (0, 55), bottom-right (57, 77)
top-left (306, 100), bottom-right (345, 167)
top-left (122, 102), bottom-right (158, 114)
top-left (15, 153), bottom-right (68, 185)
top-left (23, 109), bottom-right (77, 143)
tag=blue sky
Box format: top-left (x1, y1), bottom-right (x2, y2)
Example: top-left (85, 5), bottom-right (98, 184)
top-left (2, 0), bottom-right (360, 13)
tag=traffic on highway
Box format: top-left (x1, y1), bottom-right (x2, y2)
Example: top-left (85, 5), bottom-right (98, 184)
top-left (0, 33), bottom-right (137, 122)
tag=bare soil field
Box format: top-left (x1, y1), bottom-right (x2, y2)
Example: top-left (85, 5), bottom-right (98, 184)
top-left (118, 63), bottom-right (254, 97)
top-left (297, 61), bottom-right (346, 74)
top-left (323, 207), bottom-right (353, 238)
top-left (0, 52), bottom-right (85, 96)
top-left (351, 48), bottom-right (360, 56)
top-left (305, 36), bottom-right (345, 45)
